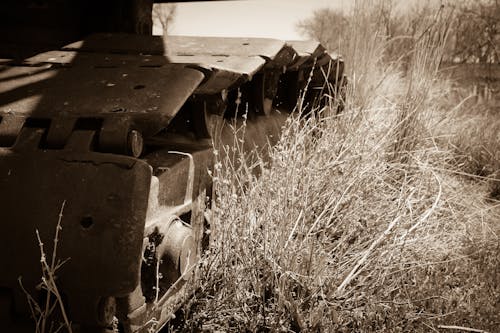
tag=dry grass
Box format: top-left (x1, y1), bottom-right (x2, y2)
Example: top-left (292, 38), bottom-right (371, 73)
top-left (172, 1), bottom-right (499, 332)
top-left (19, 202), bottom-right (72, 333)
top-left (434, 96), bottom-right (500, 199)
top-left (14, 2), bottom-right (496, 332)
top-left (177, 106), bottom-right (499, 333)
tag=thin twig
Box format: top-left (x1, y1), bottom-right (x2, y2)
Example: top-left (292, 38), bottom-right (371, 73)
top-left (18, 277), bottom-right (42, 333)
top-left (51, 201), bottom-right (72, 332)
top-left (38, 229), bottom-right (51, 333)
top-left (438, 325), bottom-right (489, 333)
top-left (26, 201), bottom-right (73, 333)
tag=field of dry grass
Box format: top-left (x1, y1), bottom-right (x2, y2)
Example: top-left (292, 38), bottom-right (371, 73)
top-left (13, 1), bottom-right (498, 332)
top-left (172, 2), bottom-right (500, 332)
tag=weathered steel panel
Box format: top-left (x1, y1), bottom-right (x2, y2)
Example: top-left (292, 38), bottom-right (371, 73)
top-left (169, 55), bottom-right (265, 76)
top-left (65, 33), bottom-right (293, 61)
top-left (24, 50), bottom-right (266, 94)
top-left (167, 35), bottom-right (296, 69)
top-left (166, 35), bottom-right (287, 59)
top-left (0, 146), bottom-right (151, 303)
top-left (143, 146), bottom-right (213, 207)
top-left (0, 62), bottom-right (204, 138)
top-left (64, 33), bottom-right (166, 55)
top-left (25, 50), bottom-right (167, 67)
top-left (286, 40), bottom-right (327, 70)
top-left (27, 50), bottom-right (265, 78)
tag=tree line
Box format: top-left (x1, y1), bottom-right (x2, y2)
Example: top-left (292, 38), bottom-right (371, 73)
top-left (297, 0), bottom-right (499, 65)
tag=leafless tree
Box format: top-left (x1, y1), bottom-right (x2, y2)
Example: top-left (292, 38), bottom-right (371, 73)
top-left (296, 8), bottom-right (350, 52)
top-left (297, 0), bottom-right (499, 65)
top-left (152, 3), bottom-right (177, 35)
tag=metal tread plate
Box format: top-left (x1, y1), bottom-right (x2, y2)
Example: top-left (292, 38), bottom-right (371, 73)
top-left (62, 33), bottom-right (341, 73)
top-left (166, 35), bottom-right (286, 58)
top-left (64, 33), bottom-right (167, 55)
top-left (169, 54), bottom-right (266, 94)
top-left (166, 35), bottom-right (297, 69)
top-left (25, 50), bottom-right (266, 76)
top-left (24, 50), bottom-right (266, 94)
top-left (64, 33), bottom-right (288, 58)
top-left (287, 40), bottom-right (325, 57)
top-left (0, 61), bottom-right (204, 137)
top-left (168, 54), bottom-right (265, 78)
top-left (25, 50), bottom-right (169, 67)
top-left (65, 33), bottom-right (297, 68)
top-left (61, 33), bottom-right (348, 92)
top-left (286, 40), bottom-right (327, 69)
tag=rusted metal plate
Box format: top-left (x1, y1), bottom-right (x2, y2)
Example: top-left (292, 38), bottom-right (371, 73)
top-left (64, 32), bottom-right (295, 69)
top-left (25, 50), bottom-right (265, 94)
top-left (287, 40), bottom-right (326, 58)
top-left (65, 33), bottom-right (296, 67)
top-left (0, 62), bottom-right (204, 137)
top-left (27, 50), bottom-right (265, 77)
top-left (143, 146), bottom-right (213, 207)
top-left (287, 40), bottom-right (327, 70)
top-left (166, 35), bottom-right (296, 68)
top-left (64, 33), bottom-right (291, 60)
top-left (64, 33), bottom-right (166, 55)
top-left (25, 50), bottom-right (169, 67)
top-left (195, 68), bottom-right (243, 94)
top-left (62, 34), bottom-right (301, 93)
top-left (166, 35), bottom-right (285, 58)
top-left (25, 50), bottom-right (79, 65)
top-left (170, 55), bottom-right (266, 94)
top-left (169, 54), bottom-right (265, 78)
top-left (317, 52), bottom-right (335, 67)
top-left (0, 113), bottom-right (27, 146)
top-left (0, 65), bottom-right (56, 145)
top-left (0, 146), bottom-right (151, 308)
top-left (0, 64), bottom-right (56, 94)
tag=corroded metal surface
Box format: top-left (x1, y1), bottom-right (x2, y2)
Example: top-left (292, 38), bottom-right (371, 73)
top-left (166, 35), bottom-right (296, 66)
top-left (64, 33), bottom-right (167, 55)
top-left (0, 130), bottom-right (152, 325)
top-left (25, 50), bottom-right (266, 91)
top-left (167, 35), bottom-right (287, 58)
top-left (0, 30), bottom-right (345, 332)
top-left (0, 61), bottom-right (204, 139)
top-left (286, 40), bottom-right (327, 69)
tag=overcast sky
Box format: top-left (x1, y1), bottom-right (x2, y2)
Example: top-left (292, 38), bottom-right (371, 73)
top-left (153, 0), bottom-right (440, 41)
top-left (154, 0), bottom-right (352, 40)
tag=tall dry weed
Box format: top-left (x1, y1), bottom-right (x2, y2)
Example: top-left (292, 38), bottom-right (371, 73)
top-left (175, 1), bottom-right (499, 332)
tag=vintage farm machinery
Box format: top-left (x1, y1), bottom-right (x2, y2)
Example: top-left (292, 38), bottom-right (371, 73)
top-left (0, 1), bottom-right (345, 331)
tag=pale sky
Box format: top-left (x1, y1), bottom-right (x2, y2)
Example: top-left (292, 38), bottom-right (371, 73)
top-left (154, 0), bottom-right (351, 40)
top-left (153, 0), bottom-right (437, 41)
